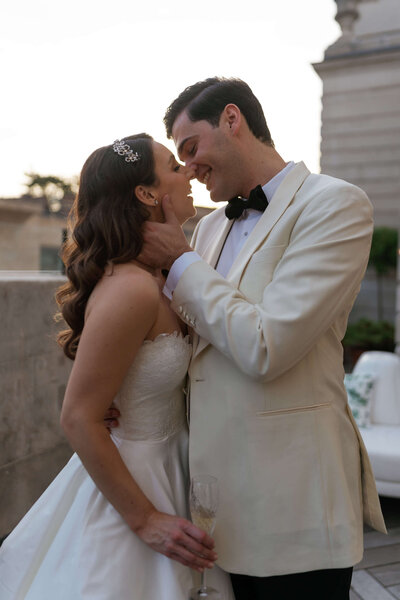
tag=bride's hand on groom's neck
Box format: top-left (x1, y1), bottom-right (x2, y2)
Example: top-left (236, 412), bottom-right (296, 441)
top-left (140, 196), bottom-right (192, 271)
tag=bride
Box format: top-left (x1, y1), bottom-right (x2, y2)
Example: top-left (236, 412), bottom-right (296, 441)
top-left (0, 134), bottom-right (234, 599)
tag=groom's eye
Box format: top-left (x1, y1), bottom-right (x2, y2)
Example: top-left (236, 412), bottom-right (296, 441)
top-left (173, 164), bottom-right (181, 172)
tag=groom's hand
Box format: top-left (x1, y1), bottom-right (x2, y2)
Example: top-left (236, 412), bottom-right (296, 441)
top-left (136, 510), bottom-right (218, 572)
top-left (103, 405), bottom-right (120, 431)
top-left (140, 196), bottom-right (192, 270)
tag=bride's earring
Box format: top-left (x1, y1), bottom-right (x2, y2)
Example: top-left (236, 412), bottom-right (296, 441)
top-left (154, 199), bottom-right (159, 206)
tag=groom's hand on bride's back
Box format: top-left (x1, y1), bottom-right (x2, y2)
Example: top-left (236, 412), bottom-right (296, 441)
top-left (103, 405), bottom-right (120, 431)
top-left (136, 510), bottom-right (217, 572)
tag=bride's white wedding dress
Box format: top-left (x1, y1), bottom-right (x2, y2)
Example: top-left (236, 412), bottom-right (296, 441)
top-left (0, 333), bottom-right (234, 599)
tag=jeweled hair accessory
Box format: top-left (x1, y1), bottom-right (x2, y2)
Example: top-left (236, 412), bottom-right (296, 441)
top-left (112, 139), bottom-right (141, 163)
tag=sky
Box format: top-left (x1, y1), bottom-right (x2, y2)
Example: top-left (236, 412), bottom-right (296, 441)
top-left (0, 0), bottom-right (340, 207)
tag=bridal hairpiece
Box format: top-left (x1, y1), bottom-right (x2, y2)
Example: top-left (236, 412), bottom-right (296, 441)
top-left (112, 139), bottom-right (141, 163)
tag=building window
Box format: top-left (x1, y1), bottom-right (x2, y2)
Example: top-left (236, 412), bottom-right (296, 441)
top-left (40, 246), bottom-right (62, 271)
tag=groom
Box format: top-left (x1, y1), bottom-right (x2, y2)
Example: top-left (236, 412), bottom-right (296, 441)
top-left (143, 77), bottom-right (386, 599)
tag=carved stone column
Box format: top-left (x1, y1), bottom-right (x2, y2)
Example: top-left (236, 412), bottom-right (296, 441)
top-left (335, 0), bottom-right (359, 38)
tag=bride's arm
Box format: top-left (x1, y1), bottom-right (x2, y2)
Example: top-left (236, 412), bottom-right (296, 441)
top-left (60, 271), bottom-right (216, 571)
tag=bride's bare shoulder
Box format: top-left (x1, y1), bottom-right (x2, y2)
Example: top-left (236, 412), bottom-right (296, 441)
top-left (87, 262), bottom-right (160, 319)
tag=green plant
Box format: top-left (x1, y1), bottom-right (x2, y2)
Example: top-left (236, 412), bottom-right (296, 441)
top-left (24, 172), bottom-right (78, 214)
top-left (343, 318), bottom-right (395, 351)
top-left (368, 227), bottom-right (398, 321)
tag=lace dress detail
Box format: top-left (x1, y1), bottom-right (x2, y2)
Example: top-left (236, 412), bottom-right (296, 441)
top-left (113, 332), bottom-right (191, 441)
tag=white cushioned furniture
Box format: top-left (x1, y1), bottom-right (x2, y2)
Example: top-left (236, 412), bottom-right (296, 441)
top-left (352, 351), bottom-right (400, 498)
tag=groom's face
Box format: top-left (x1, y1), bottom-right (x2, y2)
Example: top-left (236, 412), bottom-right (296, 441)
top-left (172, 109), bottom-right (242, 203)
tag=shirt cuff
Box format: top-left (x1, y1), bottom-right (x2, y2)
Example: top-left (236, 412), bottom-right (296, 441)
top-left (165, 251), bottom-right (202, 295)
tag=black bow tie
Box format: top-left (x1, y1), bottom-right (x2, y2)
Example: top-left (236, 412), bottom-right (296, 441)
top-left (225, 184), bottom-right (269, 220)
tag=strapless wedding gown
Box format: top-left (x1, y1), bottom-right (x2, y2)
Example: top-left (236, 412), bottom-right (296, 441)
top-left (0, 333), bottom-right (234, 599)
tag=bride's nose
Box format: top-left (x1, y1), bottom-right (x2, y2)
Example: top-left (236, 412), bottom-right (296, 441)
top-left (185, 166), bottom-right (196, 180)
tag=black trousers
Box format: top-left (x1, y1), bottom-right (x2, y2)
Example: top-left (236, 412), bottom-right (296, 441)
top-left (230, 566), bottom-right (353, 600)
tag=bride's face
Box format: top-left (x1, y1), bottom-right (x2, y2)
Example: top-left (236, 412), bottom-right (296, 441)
top-left (152, 142), bottom-right (196, 225)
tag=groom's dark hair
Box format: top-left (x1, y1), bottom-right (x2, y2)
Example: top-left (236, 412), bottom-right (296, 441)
top-left (163, 77), bottom-right (274, 146)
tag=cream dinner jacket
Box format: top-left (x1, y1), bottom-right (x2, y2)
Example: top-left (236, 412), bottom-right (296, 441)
top-left (171, 162), bottom-right (386, 577)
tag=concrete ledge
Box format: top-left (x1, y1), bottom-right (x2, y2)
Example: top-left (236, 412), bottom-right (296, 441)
top-left (0, 272), bottom-right (72, 536)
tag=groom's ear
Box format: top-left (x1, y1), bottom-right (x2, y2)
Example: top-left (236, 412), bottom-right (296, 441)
top-left (220, 103), bottom-right (241, 135)
top-left (135, 185), bottom-right (158, 207)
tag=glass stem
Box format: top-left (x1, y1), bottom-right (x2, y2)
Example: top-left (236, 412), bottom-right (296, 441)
top-left (200, 569), bottom-right (206, 593)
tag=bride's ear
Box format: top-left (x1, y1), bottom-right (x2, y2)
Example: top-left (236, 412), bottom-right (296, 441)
top-left (135, 185), bottom-right (159, 207)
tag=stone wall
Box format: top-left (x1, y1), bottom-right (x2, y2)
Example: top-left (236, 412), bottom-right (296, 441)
top-left (0, 272), bottom-right (73, 537)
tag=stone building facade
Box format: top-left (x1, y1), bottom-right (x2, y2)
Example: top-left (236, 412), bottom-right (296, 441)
top-left (0, 196), bottom-right (69, 271)
top-left (313, 0), bottom-right (400, 342)
top-left (0, 196), bottom-right (213, 272)
top-left (313, 0), bottom-right (400, 227)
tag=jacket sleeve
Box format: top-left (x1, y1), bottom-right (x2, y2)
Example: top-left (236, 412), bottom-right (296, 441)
top-left (171, 186), bottom-right (373, 382)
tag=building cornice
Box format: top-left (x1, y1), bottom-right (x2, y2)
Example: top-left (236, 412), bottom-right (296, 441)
top-left (0, 198), bottom-right (42, 221)
top-left (313, 45), bottom-right (400, 74)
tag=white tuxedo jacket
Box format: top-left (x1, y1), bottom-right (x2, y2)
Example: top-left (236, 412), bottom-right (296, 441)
top-left (171, 162), bottom-right (386, 576)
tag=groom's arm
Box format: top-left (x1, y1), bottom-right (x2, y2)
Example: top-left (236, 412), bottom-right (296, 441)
top-left (169, 189), bottom-right (373, 382)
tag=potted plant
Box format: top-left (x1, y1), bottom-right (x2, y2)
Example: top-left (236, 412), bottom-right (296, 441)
top-left (342, 318), bottom-right (395, 371)
top-left (368, 227), bottom-right (398, 321)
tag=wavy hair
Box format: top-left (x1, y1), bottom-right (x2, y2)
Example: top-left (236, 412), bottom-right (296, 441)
top-left (56, 133), bottom-right (157, 360)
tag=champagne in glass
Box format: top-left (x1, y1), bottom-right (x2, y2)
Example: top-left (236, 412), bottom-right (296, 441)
top-left (188, 475), bottom-right (221, 600)
top-left (191, 506), bottom-right (217, 536)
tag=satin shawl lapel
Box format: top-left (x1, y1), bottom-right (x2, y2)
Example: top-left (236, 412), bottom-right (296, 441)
top-left (191, 215), bottom-right (233, 357)
top-left (227, 162), bottom-right (310, 287)
top-left (199, 216), bottom-right (234, 269)
top-left (193, 162), bottom-right (310, 360)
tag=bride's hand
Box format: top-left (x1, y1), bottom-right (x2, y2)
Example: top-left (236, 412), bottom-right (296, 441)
top-left (135, 510), bottom-right (218, 572)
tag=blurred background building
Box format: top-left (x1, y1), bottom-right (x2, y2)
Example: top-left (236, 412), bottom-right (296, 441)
top-left (314, 0), bottom-right (400, 356)
top-left (0, 195), bottom-right (69, 271)
top-left (315, 0), bottom-right (400, 228)
top-left (0, 186), bottom-right (212, 271)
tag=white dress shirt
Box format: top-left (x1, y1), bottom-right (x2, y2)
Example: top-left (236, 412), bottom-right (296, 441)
top-left (163, 162), bottom-right (295, 297)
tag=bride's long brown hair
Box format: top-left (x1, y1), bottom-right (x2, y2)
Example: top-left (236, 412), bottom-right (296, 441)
top-left (56, 133), bottom-right (157, 360)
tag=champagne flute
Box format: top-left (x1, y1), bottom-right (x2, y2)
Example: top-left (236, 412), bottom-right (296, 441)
top-left (188, 475), bottom-right (221, 600)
